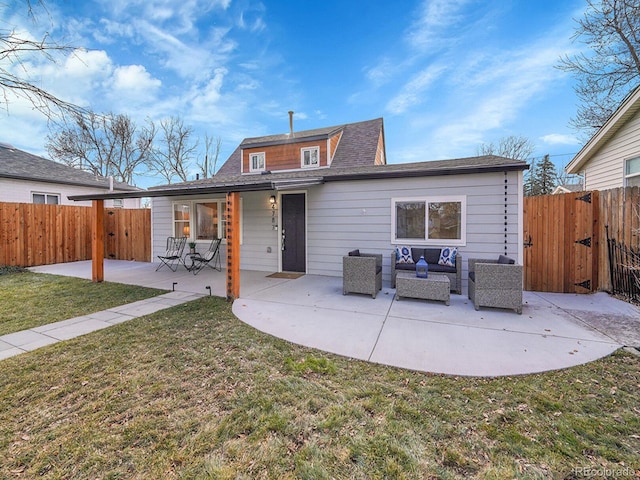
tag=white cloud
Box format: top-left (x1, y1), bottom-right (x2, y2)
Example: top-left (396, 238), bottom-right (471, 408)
top-left (406, 0), bottom-right (472, 49)
top-left (386, 64), bottom-right (447, 114)
top-left (540, 133), bottom-right (581, 146)
top-left (112, 65), bottom-right (162, 100)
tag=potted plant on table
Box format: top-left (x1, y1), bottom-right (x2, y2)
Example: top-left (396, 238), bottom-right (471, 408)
top-left (188, 241), bottom-right (197, 254)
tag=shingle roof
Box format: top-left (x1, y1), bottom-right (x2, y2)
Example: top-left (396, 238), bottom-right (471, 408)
top-left (70, 153), bottom-right (528, 201)
top-left (0, 144), bottom-right (139, 191)
top-left (150, 154), bottom-right (528, 192)
top-left (215, 117), bottom-right (385, 175)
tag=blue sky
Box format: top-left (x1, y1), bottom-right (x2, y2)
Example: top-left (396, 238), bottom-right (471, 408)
top-left (2, 0), bottom-right (587, 187)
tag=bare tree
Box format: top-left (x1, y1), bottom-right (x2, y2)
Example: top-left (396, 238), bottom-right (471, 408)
top-left (476, 135), bottom-right (535, 160)
top-left (558, 0), bottom-right (640, 136)
top-left (1, 1), bottom-right (86, 120)
top-left (197, 134), bottom-right (222, 178)
top-left (46, 112), bottom-right (155, 185)
top-left (147, 116), bottom-right (198, 184)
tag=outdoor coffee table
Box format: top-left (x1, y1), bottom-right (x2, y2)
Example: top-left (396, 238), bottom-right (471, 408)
top-left (395, 271), bottom-right (450, 305)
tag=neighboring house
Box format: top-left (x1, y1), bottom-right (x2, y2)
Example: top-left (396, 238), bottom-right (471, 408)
top-left (147, 117), bottom-right (528, 289)
top-left (551, 183), bottom-right (584, 195)
top-left (0, 143), bottom-right (141, 208)
top-left (566, 86), bottom-right (640, 190)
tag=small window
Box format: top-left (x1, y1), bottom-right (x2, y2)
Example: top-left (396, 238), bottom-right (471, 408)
top-left (625, 157), bottom-right (640, 187)
top-left (32, 193), bottom-right (60, 205)
top-left (249, 152), bottom-right (265, 172)
top-left (392, 196), bottom-right (466, 246)
top-left (173, 203), bottom-right (191, 237)
top-left (195, 201), bottom-right (227, 240)
top-left (301, 147), bottom-right (319, 168)
top-left (112, 199), bottom-right (124, 208)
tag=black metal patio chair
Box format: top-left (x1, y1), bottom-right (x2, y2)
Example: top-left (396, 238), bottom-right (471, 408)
top-left (156, 236), bottom-right (187, 272)
top-left (189, 238), bottom-right (222, 275)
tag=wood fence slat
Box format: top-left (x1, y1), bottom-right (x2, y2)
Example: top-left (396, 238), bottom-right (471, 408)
top-left (0, 202), bottom-right (150, 267)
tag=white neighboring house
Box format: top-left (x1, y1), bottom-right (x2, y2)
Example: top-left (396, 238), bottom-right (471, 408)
top-left (566, 86), bottom-right (640, 190)
top-left (0, 143), bottom-right (141, 208)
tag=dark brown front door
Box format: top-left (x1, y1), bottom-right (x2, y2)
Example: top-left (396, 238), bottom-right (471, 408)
top-left (281, 193), bottom-right (306, 272)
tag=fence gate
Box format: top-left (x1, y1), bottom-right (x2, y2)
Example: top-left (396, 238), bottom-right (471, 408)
top-left (523, 191), bottom-right (599, 293)
top-left (103, 208), bottom-right (151, 262)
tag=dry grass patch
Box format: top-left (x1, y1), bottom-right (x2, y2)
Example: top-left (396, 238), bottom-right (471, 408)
top-left (0, 270), bottom-right (165, 335)
top-left (0, 295), bottom-right (638, 479)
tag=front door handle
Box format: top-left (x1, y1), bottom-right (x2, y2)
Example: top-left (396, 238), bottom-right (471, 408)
top-left (281, 229), bottom-right (286, 251)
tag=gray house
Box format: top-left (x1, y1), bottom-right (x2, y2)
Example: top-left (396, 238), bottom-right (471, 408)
top-left (0, 143), bottom-right (141, 207)
top-left (148, 117), bottom-right (528, 291)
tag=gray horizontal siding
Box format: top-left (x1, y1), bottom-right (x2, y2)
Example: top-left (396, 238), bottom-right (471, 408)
top-left (150, 170), bottom-right (523, 292)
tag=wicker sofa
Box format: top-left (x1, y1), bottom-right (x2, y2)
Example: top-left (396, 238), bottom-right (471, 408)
top-left (391, 247), bottom-right (462, 294)
top-left (343, 250), bottom-right (383, 299)
top-left (468, 256), bottom-right (523, 314)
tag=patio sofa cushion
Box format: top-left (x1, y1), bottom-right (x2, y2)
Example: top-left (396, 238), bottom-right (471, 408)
top-left (391, 247), bottom-right (462, 294)
top-left (438, 247), bottom-right (457, 267)
top-left (395, 246), bottom-right (414, 264)
top-left (498, 254), bottom-right (515, 264)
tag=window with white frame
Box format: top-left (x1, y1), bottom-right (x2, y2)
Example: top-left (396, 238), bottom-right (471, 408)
top-left (173, 200), bottom-right (229, 241)
top-left (173, 203), bottom-right (191, 238)
top-left (301, 146), bottom-right (319, 168)
top-left (625, 157), bottom-right (640, 187)
top-left (392, 196), bottom-right (466, 246)
top-left (32, 192), bottom-right (60, 205)
top-left (195, 201), bottom-right (226, 240)
top-left (249, 152), bottom-right (265, 172)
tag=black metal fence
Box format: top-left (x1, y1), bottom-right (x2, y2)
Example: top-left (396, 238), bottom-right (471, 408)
top-left (606, 226), bottom-right (640, 303)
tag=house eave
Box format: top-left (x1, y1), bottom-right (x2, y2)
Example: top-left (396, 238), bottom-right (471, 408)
top-left (566, 85), bottom-right (640, 174)
top-left (0, 173), bottom-right (140, 191)
top-left (68, 158), bottom-right (528, 201)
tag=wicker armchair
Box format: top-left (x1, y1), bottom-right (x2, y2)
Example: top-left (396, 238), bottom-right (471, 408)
top-left (343, 251), bottom-right (383, 299)
top-left (468, 256), bottom-right (523, 314)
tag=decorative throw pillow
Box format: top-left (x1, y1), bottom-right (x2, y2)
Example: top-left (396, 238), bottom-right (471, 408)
top-left (395, 246), bottom-right (414, 264)
top-left (438, 247), bottom-right (457, 267)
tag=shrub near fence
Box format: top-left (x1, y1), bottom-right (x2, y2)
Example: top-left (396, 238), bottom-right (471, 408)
top-left (0, 203), bottom-right (150, 267)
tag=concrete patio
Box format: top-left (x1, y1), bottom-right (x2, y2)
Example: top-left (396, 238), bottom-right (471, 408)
top-left (17, 260), bottom-right (640, 376)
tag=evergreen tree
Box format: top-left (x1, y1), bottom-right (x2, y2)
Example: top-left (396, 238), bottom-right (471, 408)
top-left (538, 154), bottom-right (557, 195)
top-left (524, 155), bottom-right (558, 196)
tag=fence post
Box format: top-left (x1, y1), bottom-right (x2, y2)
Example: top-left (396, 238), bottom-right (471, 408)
top-left (92, 200), bottom-right (104, 282)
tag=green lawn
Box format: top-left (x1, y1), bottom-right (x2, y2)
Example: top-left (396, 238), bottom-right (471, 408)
top-left (0, 272), bottom-right (638, 479)
top-left (0, 269), bottom-right (165, 336)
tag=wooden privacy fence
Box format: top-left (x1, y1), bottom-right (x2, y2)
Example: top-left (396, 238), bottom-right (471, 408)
top-left (524, 186), bottom-right (640, 293)
top-left (0, 203), bottom-right (151, 267)
top-left (524, 191), bottom-right (599, 293)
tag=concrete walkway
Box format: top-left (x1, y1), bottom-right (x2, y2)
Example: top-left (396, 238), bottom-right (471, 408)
top-left (0, 291), bottom-right (203, 360)
top-left (13, 260), bottom-right (640, 376)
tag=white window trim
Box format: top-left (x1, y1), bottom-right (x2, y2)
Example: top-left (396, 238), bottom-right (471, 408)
top-left (249, 152), bottom-right (266, 172)
top-left (391, 196), bottom-right (467, 246)
top-left (301, 146), bottom-right (320, 168)
top-left (172, 199), bottom-right (243, 245)
top-left (32, 192), bottom-right (61, 205)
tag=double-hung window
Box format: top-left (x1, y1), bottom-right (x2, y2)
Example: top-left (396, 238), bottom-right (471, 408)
top-left (625, 157), bottom-right (640, 187)
top-left (250, 152), bottom-right (265, 172)
top-left (173, 203), bottom-right (191, 237)
top-left (392, 196), bottom-right (466, 246)
top-left (301, 147), bottom-right (319, 168)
